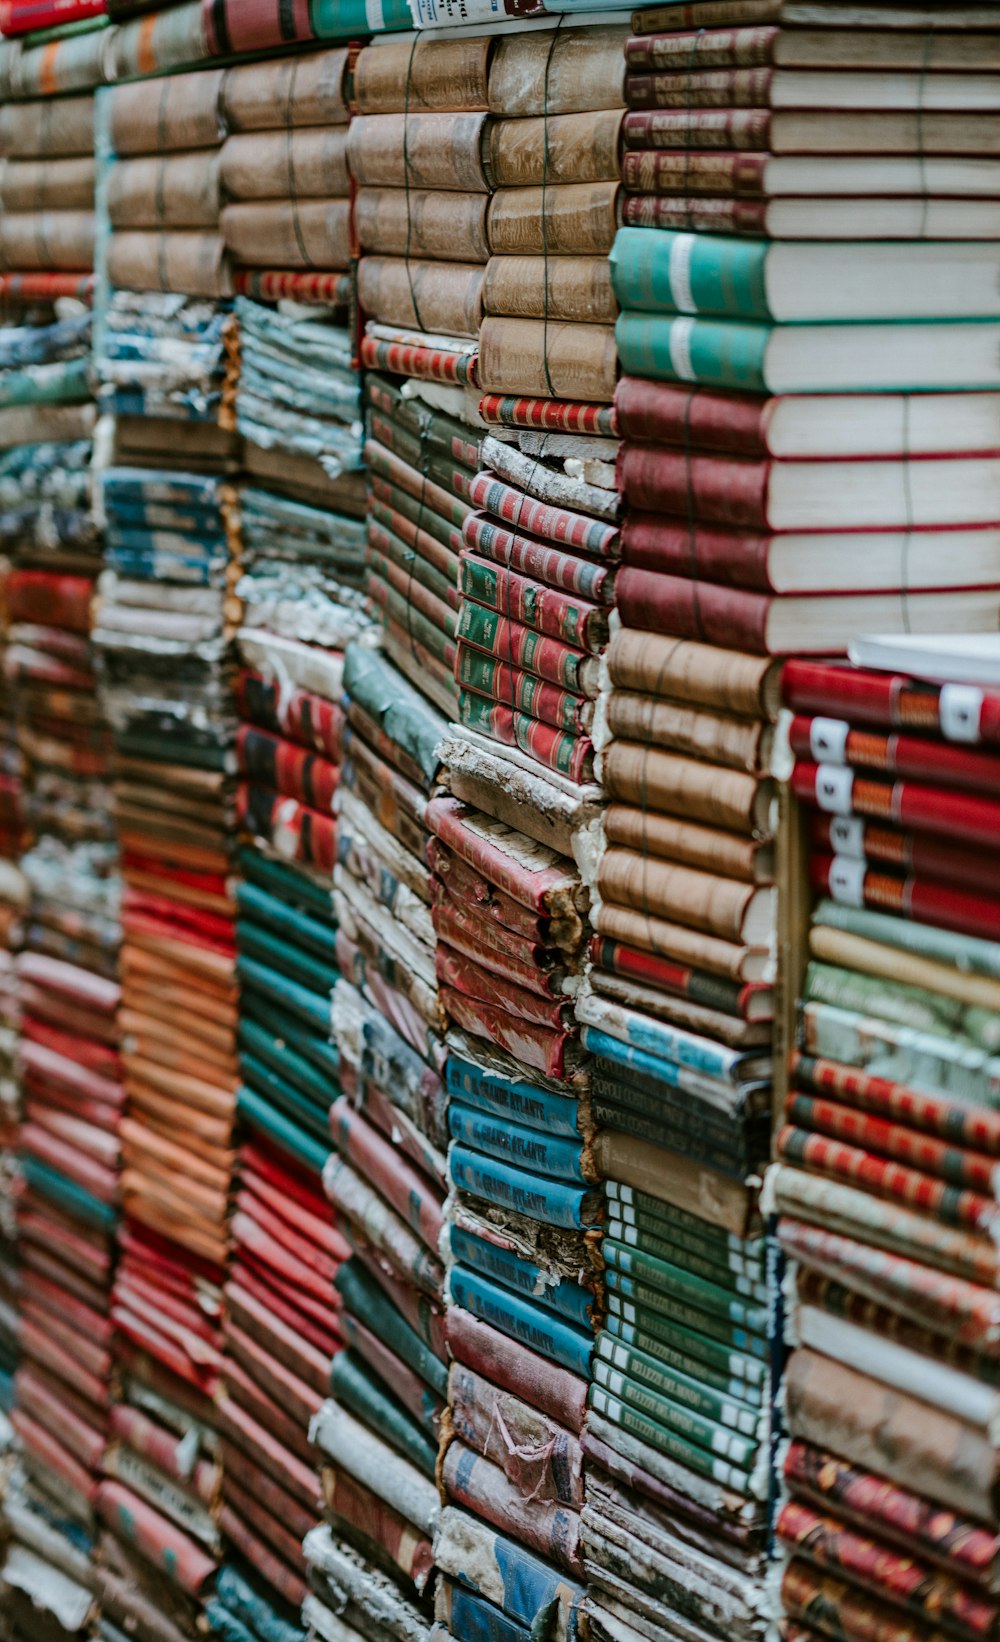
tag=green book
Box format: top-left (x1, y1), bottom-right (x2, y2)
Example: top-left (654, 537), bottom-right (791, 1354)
top-left (237, 1084), bottom-right (328, 1177)
top-left (591, 1358), bottom-right (760, 1472)
top-left (588, 1385), bottom-right (753, 1496)
top-left (595, 1332), bottom-right (761, 1437)
top-left (237, 884), bottom-right (338, 964)
top-left (604, 1313), bottom-right (766, 1403)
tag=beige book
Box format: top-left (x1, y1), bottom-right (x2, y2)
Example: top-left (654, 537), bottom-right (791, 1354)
top-left (356, 187), bottom-right (489, 264)
top-left (608, 630), bottom-right (782, 719)
top-left (354, 34), bottom-right (491, 115)
top-left (595, 1130), bottom-right (754, 1235)
top-left (600, 743), bottom-right (773, 833)
top-left (599, 846), bottom-right (774, 944)
top-left (478, 317), bottom-right (617, 403)
top-left (487, 109), bottom-right (622, 187)
top-left (110, 70), bottom-right (226, 155)
top-left (604, 805), bottom-right (773, 884)
top-left (487, 182), bottom-right (619, 257)
top-left (221, 129), bottom-right (350, 201)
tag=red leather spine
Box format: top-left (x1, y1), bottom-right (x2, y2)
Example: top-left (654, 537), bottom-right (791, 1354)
top-left (614, 377), bottom-right (771, 453)
top-left (615, 568), bottom-right (770, 653)
top-left (617, 443), bottom-right (772, 528)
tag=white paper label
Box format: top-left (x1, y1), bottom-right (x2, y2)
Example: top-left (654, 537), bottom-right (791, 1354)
top-left (829, 815), bottom-right (866, 858)
top-left (828, 856), bottom-right (866, 907)
top-left (809, 716), bottom-right (850, 764)
top-left (668, 232), bottom-right (696, 313)
top-left (668, 316), bottom-right (696, 381)
top-left (815, 764), bottom-right (855, 815)
top-left (939, 683), bottom-right (984, 744)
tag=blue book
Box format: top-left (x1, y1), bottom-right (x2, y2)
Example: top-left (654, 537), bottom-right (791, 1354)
top-left (448, 1144), bottom-right (600, 1230)
top-left (447, 1226), bottom-right (594, 1330)
top-left (448, 1266), bottom-right (593, 1378)
top-left (446, 1054), bottom-right (583, 1137)
top-left (447, 1104), bottom-right (589, 1184)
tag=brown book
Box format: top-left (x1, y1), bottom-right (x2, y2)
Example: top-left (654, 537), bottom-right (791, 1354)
top-left (608, 630), bottom-right (781, 718)
top-left (604, 692), bottom-right (772, 774)
top-left (108, 153), bottom-right (221, 231)
top-left (591, 969), bottom-right (771, 1047)
top-left (110, 70), bottom-right (226, 155)
top-left (107, 231), bottom-right (232, 301)
top-left (604, 804), bottom-right (773, 884)
top-left (356, 186), bottom-right (490, 264)
top-left (601, 743), bottom-right (773, 833)
top-left (359, 256), bottom-right (484, 339)
top-left (487, 182), bottom-right (620, 257)
top-left (598, 845), bottom-right (773, 944)
top-left (354, 34), bottom-right (491, 115)
top-left (0, 155), bottom-right (95, 212)
top-left (484, 255), bottom-right (618, 325)
top-left (221, 129), bottom-right (350, 202)
top-left (348, 111), bottom-right (490, 192)
top-left (222, 47), bottom-right (350, 130)
top-left (594, 1129), bottom-right (756, 1234)
top-left (478, 317), bottom-right (617, 403)
top-left (487, 109), bottom-right (622, 187)
top-left (593, 899), bottom-right (770, 983)
top-left (222, 201), bottom-right (351, 271)
top-left (489, 26), bottom-right (628, 116)
top-left (785, 1347), bottom-right (998, 1523)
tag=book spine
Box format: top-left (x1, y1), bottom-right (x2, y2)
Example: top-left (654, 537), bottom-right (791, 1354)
top-left (437, 943), bottom-right (566, 1022)
top-left (626, 26), bottom-right (778, 70)
top-left (436, 1579), bottom-right (534, 1641)
top-left (331, 1100), bottom-right (444, 1254)
top-left (464, 513), bottom-right (614, 605)
top-left (618, 443), bottom-right (771, 529)
top-left (792, 761), bottom-right (1000, 854)
top-left (591, 1358), bottom-right (758, 1471)
top-left (622, 148), bottom-right (769, 197)
top-left (605, 1284), bottom-right (767, 1359)
top-left (448, 1103), bottom-right (589, 1186)
top-left (448, 1267), bottom-right (594, 1379)
top-left (786, 1089), bottom-right (993, 1194)
top-left (320, 1464), bottom-right (434, 1590)
top-left (455, 645), bottom-right (589, 735)
top-left (451, 1310), bottom-right (588, 1437)
top-left (442, 1443), bottom-right (583, 1575)
top-left (623, 107), bottom-right (773, 150)
top-left (460, 555), bottom-right (605, 652)
top-left (776, 1125), bottom-right (992, 1236)
top-left (614, 374), bottom-right (769, 451)
top-left (811, 854), bottom-right (1000, 944)
top-left (434, 1508), bottom-right (588, 1641)
top-left (446, 1055), bottom-right (582, 1137)
top-left (458, 691), bottom-right (594, 784)
top-left (605, 1240), bottom-right (768, 1334)
top-left (335, 1260), bottom-right (449, 1397)
top-left (782, 1437), bottom-right (1000, 1587)
top-left (789, 716), bottom-right (1000, 796)
top-left (587, 1386), bottom-right (750, 1494)
top-left (236, 726), bottom-right (338, 812)
top-left (96, 1480), bottom-right (216, 1595)
top-left (615, 313), bottom-right (771, 398)
top-left (793, 1050), bottom-right (1000, 1158)
top-left (441, 985), bottom-right (571, 1079)
top-left (449, 1359), bottom-right (585, 1506)
top-left (590, 936), bottom-right (744, 1015)
top-left (424, 794), bottom-right (573, 912)
top-left (468, 470), bottom-right (617, 557)
top-left (625, 66), bottom-right (776, 111)
top-left (448, 1144), bottom-right (596, 1231)
top-left (331, 1350), bottom-right (438, 1478)
top-left (456, 601), bottom-right (592, 694)
top-left (622, 194), bottom-right (769, 235)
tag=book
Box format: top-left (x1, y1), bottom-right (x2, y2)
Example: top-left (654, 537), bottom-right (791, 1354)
top-left (611, 227), bottom-right (1000, 321)
top-left (615, 312), bottom-right (1000, 395)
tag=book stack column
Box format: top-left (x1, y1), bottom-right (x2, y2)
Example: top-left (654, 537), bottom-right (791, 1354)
top-left (0, 117), bottom-right (124, 1625)
top-left (89, 65), bottom-right (243, 1642)
top-left (771, 643), bottom-right (1000, 1642)
top-left (427, 751), bottom-right (597, 1642)
top-left (577, 619), bottom-right (777, 1642)
top-left (0, 552), bottom-right (24, 1449)
top-left (352, 30), bottom-right (491, 712)
top-left (217, 118), bottom-right (369, 1635)
top-left (311, 638), bottom-right (447, 1642)
top-left (476, 22), bottom-right (623, 414)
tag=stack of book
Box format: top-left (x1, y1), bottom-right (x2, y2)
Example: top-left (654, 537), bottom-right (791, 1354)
top-left (105, 67), bottom-right (232, 301)
top-left (577, 637), bottom-right (773, 1639)
top-left (352, 33), bottom-right (492, 373)
top-left (0, 92), bottom-right (95, 275)
top-left (317, 640), bottom-right (446, 1639)
top-left (0, 285), bottom-right (121, 1642)
top-left (456, 424), bottom-right (617, 785)
top-left (478, 21), bottom-right (624, 407)
top-left (352, 31), bottom-right (493, 716)
top-left (427, 755), bottom-right (596, 1640)
top-left (363, 370), bottom-right (479, 717)
top-left (773, 634), bottom-right (1000, 1642)
top-left (220, 44), bottom-right (354, 287)
top-left (222, 325), bottom-right (364, 1610)
top-left (91, 284), bottom-right (239, 1641)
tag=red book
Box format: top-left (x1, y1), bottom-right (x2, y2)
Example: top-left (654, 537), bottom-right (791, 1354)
top-left (615, 377), bottom-right (770, 453)
top-left (792, 759), bottom-right (1000, 852)
top-left (615, 569), bottom-right (1000, 657)
top-left (787, 715), bottom-right (1000, 798)
top-left (811, 813), bottom-right (1000, 900)
top-left (0, 0), bottom-right (104, 33)
top-left (811, 853), bottom-right (1000, 942)
top-left (784, 659), bottom-right (1000, 748)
